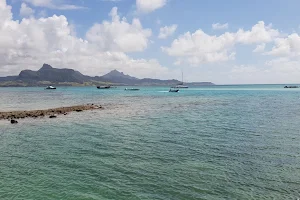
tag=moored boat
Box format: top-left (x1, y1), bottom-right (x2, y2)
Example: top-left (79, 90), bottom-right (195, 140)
top-left (97, 86), bottom-right (111, 89)
top-left (173, 71), bottom-right (188, 88)
top-left (125, 88), bottom-right (139, 91)
top-left (169, 88), bottom-right (179, 92)
top-left (172, 85), bottom-right (189, 88)
top-left (284, 86), bottom-right (299, 88)
top-left (45, 85), bottom-right (56, 89)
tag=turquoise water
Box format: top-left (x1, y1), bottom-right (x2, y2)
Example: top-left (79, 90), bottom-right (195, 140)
top-left (1, 85), bottom-right (300, 199)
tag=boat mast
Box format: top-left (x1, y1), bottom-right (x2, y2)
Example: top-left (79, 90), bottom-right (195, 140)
top-left (182, 70), bottom-right (184, 84)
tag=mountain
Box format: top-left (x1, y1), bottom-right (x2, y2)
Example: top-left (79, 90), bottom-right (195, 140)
top-left (17, 64), bottom-right (90, 83)
top-left (100, 69), bottom-right (139, 84)
top-left (0, 64), bottom-right (214, 86)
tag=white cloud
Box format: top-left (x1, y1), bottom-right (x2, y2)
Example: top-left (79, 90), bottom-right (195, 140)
top-left (212, 23), bottom-right (228, 30)
top-left (265, 33), bottom-right (300, 57)
top-left (162, 21), bottom-right (279, 65)
top-left (20, 3), bottom-right (35, 17)
top-left (0, 0), bottom-right (171, 79)
top-left (86, 7), bottom-right (152, 52)
top-left (162, 30), bottom-right (237, 65)
top-left (136, 0), bottom-right (167, 13)
top-left (235, 21), bottom-right (279, 44)
top-left (23, 0), bottom-right (86, 10)
top-left (253, 43), bottom-right (265, 53)
top-left (158, 24), bottom-right (177, 39)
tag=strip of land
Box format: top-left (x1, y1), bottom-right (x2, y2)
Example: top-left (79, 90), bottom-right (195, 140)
top-left (0, 104), bottom-right (103, 120)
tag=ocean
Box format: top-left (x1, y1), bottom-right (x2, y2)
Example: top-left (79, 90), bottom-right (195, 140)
top-left (1, 85), bottom-right (300, 199)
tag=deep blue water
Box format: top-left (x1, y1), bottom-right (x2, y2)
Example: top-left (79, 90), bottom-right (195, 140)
top-left (1, 85), bottom-right (300, 199)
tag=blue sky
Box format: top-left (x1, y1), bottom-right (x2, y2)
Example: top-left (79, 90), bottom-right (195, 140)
top-left (1, 0), bottom-right (300, 84)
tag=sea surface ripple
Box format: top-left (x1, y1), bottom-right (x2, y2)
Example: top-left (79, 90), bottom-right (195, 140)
top-left (1, 85), bottom-right (300, 199)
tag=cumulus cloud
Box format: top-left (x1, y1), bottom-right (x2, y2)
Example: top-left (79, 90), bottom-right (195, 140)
top-left (0, 0), bottom-right (171, 79)
top-left (212, 23), bottom-right (228, 30)
top-left (265, 33), bottom-right (300, 57)
top-left (162, 21), bottom-right (279, 65)
top-left (20, 3), bottom-right (35, 17)
top-left (235, 21), bottom-right (279, 44)
top-left (86, 7), bottom-right (152, 53)
top-left (158, 24), bottom-right (177, 39)
top-left (161, 30), bottom-right (237, 65)
top-left (136, 0), bottom-right (167, 13)
top-left (23, 0), bottom-right (86, 10)
top-left (253, 43), bottom-right (265, 53)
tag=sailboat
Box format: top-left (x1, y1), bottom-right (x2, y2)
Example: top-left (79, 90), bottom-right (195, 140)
top-left (172, 71), bottom-right (189, 88)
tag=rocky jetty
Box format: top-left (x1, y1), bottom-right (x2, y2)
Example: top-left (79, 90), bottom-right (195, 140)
top-left (0, 104), bottom-right (102, 121)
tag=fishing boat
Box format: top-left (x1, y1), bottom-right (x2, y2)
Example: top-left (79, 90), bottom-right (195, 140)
top-left (169, 88), bottom-right (179, 92)
top-left (97, 86), bottom-right (111, 89)
top-left (174, 71), bottom-right (188, 88)
top-left (45, 85), bottom-right (56, 90)
top-left (125, 88), bottom-right (139, 91)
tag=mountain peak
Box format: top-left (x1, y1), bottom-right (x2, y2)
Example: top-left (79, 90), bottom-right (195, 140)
top-left (101, 69), bottom-right (139, 82)
top-left (108, 69), bottom-right (124, 75)
top-left (39, 63), bottom-right (53, 71)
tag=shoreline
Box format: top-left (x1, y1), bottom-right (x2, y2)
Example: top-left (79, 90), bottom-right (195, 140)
top-left (0, 104), bottom-right (103, 121)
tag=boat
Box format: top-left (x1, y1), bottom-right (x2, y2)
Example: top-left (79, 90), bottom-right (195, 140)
top-left (284, 86), bottom-right (299, 88)
top-left (172, 85), bottom-right (189, 88)
top-left (45, 85), bottom-right (56, 89)
top-left (97, 86), bottom-right (111, 89)
top-left (125, 88), bottom-right (140, 91)
top-left (173, 71), bottom-right (188, 88)
top-left (169, 88), bottom-right (179, 92)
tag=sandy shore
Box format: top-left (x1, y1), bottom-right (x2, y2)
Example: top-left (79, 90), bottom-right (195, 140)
top-left (0, 104), bottom-right (103, 121)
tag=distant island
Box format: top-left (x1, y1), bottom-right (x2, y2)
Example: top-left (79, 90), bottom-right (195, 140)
top-left (0, 64), bottom-right (215, 87)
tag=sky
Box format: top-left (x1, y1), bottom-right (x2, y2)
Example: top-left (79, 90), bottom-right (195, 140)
top-left (1, 0), bottom-right (300, 84)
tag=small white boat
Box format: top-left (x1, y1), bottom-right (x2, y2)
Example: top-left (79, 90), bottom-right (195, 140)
top-left (97, 86), bottom-right (111, 89)
top-left (45, 85), bottom-right (56, 89)
top-left (125, 88), bottom-right (140, 91)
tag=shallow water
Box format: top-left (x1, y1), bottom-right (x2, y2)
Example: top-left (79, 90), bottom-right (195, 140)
top-left (1, 85), bottom-right (300, 199)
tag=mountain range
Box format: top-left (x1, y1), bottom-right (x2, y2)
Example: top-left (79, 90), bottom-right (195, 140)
top-left (0, 64), bottom-right (214, 87)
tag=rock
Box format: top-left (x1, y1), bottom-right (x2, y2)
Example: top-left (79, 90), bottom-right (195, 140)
top-left (1, 104), bottom-right (103, 120)
top-left (11, 119), bottom-right (18, 124)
